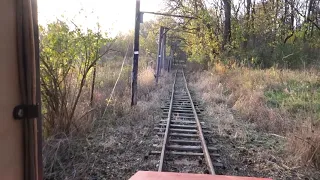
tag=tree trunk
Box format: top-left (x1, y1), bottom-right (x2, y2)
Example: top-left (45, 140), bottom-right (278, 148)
top-left (222, 0), bottom-right (231, 50)
top-left (304, 0), bottom-right (313, 39)
top-left (251, 0), bottom-right (256, 47)
top-left (90, 64), bottom-right (96, 107)
top-left (290, 0), bottom-right (295, 31)
top-left (243, 0), bottom-right (251, 49)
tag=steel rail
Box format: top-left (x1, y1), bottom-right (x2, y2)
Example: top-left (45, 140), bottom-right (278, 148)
top-left (158, 70), bottom-right (178, 171)
top-left (181, 70), bottom-right (216, 175)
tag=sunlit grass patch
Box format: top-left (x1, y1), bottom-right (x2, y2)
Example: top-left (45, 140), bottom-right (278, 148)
top-left (265, 79), bottom-right (320, 120)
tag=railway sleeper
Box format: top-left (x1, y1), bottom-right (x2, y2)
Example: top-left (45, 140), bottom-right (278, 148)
top-left (165, 102), bottom-right (200, 105)
top-left (169, 114), bottom-right (202, 117)
top-left (165, 102), bottom-right (198, 105)
top-left (156, 124), bottom-right (208, 129)
top-left (155, 128), bottom-right (198, 133)
top-left (157, 132), bottom-right (198, 138)
top-left (164, 111), bottom-right (199, 114)
top-left (166, 99), bottom-right (194, 101)
top-left (163, 109), bottom-right (201, 113)
top-left (158, 132), bottom-right (210, 138)
top-left (165, 109), bottom-right (203, 113)
top-left (159, 118), bottom-right (198, 125)
top-left (172, 99), bottom-right (192, 101)
top-left (164, 100), bottom-right (195, 103)
top-left (150, 151), bottom-right (220, 158)
top-left (163, 106), bottom-right (203, 110)
top-left (162, 109), bottom-right (204, 113)
top-left (163, 104), bottom-right (203, 108)
top-left (168, 116), bottom-right (203, 119)
top-left (159, 119), bottom-right (204, 124)
top-left (163, 105), bottom-right (204, 109)
top-left (167, 103), bottom-right (195, 106)
top-left (162, 107), bottom-right (204, 111)
top-left (168, 117), bottom-right (198, 121)
top-left (163, 113), bottom-right (202, 117)
top-left (169, 91), bottom-right (195, 94)
top-left (166, 139), bottom-right (216, 146)
top-left (164, 110), bottom-right (203, 114)
top-left (165, 101), bottom-right (200, 104)
top-left (169, 139), bottom-right (201, 145)
top-left (153, 137), bottom-right (200, 143)
top-left (172, 98), bottom-right (191, 100)
top-left (161, 116), bottom-right (197, 119)
top-left (170, 116), bottom-right (198, 119)
top-left (153, 145), bottom-right (218, 152)
top-left (154, 127), bottom-right (211, 134)
top-left (167, 111), bottom-right (202, 115)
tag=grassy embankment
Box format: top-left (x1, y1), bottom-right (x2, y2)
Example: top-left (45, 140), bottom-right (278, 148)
top-left (43, 56), bottom-right (172, 179)
top-left (191, 63), bottom-right (320, 169)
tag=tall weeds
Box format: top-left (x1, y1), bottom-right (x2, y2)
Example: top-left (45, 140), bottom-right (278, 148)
top-left (192, 66), bottom-right (320, 168)
top-left (43, 63), bottom-right (171, 179)
top-left (40, 21), bottom-right (110, 136)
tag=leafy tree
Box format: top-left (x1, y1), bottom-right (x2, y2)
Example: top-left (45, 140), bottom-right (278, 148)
top-left (40, 20), bottom-right (112, 135)
top-left (163, 0), bottom-right (320, 68)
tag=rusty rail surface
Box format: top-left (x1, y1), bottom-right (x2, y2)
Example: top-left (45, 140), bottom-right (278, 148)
top-left (182, 70), bottom-right (215, 174)
top-left (158, 70), bottom-right (177, 171)
top-left (154, 69), bottom-right (218, 174)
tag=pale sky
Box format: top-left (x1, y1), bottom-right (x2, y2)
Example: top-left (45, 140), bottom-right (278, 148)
top-left (38, 0), bottom-right (165, 36)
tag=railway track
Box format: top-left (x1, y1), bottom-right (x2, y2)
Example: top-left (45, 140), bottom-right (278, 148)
top-left (151, 69), bottom-right (222, 174)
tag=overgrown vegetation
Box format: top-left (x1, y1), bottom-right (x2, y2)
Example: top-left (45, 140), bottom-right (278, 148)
top-left (43, 69), bottom-right (171, 179)
top-left (39, 0), bottom-right (320, 178)
top-left (39, 20), bottom-right (111, 136)
top-left (162, 0), bottom-right (320, 68)
top-left (190, 65), bottom-right (320, 169)
top-left (161, 0), bottom-right (320, 171)
top-left (39, 19), bottom-right (159, 136)
top-left (40, 16), bottom-right (167, 179)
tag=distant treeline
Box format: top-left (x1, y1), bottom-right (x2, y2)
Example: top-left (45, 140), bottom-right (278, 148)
top-left (158, 0), bottom-right (320, 69)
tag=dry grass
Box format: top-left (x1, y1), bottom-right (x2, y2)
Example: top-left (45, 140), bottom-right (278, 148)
top-left (287, 122), bottom-right (320, 168)
top-left (43, 60), bottom-right (172, 179)
top-left (189, 66), bottom-right (320, 169)
top-left (188, 71), bottom-right (249, 142)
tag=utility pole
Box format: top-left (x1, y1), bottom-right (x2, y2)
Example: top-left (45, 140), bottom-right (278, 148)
top-left (156, 26), bottom-right (164, 84)
top-left (131, 0), bottom-right (140, 106)
top-left (163, 30), bottom-right (167, 71)
top-left (131, 8), bottom-right (194, 103)
top-left (169, 45), bottom-right (173, 72)
top-left (160, 29), bottom-right (164, 73)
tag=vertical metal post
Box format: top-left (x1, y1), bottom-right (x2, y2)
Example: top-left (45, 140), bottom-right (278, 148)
top-left (161, 28), bottom-right (165, 71)
top-left (163, 29), bottom-right (167, 71)
top-left (131, 0), bottom-right (140, 106)
top-left (169, 45), bottom-right (173, 72)
top-left (159, 31), bottom-right (163, 75)
top-left (156, 26), bottom-right (164, 84)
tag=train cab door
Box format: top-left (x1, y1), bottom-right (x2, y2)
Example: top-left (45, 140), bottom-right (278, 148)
top-left (0, 0), bottom-right (42, 179)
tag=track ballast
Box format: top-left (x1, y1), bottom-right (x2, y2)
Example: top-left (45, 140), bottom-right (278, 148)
top-left (151, 69), bottom-right (222, 174)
